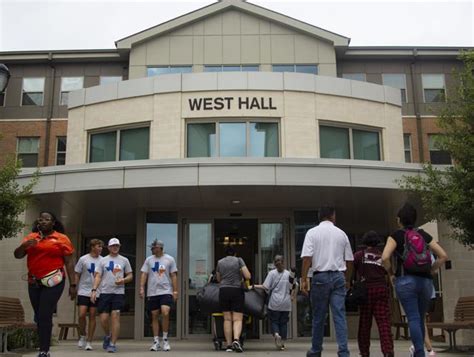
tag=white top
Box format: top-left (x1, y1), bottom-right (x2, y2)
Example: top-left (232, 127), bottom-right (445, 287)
top-left (263, 269), bottom-right (292, 312)
top-left (75, 253), bottom-right (103, 297)
top-left (301, 221), bottom-right (354, 272)
top-left (141, 254), bottom-right (178, 297)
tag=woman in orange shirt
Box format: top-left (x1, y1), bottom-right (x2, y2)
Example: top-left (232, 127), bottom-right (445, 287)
top-left (14, 211), bottom-right (77, 357)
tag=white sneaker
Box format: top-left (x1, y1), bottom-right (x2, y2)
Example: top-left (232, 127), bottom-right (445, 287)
top-left (162, 339), bottom-right (171, 351)
top-left (274, 333), bottom-right (282, 349)
top-left (427, 351), bottom-right (437, 356)
top-left (150, 340), bottom-right (160, 351)
top-left (409, 345), bottom-right (415, 357)
top-left (78, 336), bottom-right (86, 349)
top-left (85, 342), bottom-right (93, 351)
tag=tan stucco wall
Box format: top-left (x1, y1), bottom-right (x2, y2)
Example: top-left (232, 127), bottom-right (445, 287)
top-left (128, 10), bottom-right (337, 78)
top-left (67, 90), bottom-right (403, 164)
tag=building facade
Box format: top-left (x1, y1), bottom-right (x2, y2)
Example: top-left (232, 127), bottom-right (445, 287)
top-left (1, 0), bottom-right (473, 343)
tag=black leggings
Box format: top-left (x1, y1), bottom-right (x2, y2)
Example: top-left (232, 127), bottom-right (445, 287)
top-left (28, 280), bottom-right (65, 352)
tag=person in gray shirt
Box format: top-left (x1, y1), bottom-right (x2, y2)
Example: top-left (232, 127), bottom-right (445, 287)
top-left (74, 239), bottom-right (104, 351)
top-left (254, 255), bottom-right (297, 351)
top-left (139, 239), bottom-right (178, 352)
top-left (216, 246), bottom-right (251, 353)
top-left (90, 238), bottom-right (133, 353)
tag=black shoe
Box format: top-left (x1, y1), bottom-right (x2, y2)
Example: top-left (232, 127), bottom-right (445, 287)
top-left (306, 351), bottom-right (321, 357)
top-left (232, 340), bottom-right (243, 353)
top-left (38, 352), bottom-right (51, 357)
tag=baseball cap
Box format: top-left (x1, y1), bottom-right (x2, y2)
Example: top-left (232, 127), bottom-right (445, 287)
top-left (108, 237), bottom-right (121, 246)
top-left (151, 239), bottom-right (164, 249)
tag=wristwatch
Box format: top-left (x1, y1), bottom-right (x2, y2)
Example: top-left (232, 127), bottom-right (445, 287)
top-left (91, 288), bottom-right (97, 292)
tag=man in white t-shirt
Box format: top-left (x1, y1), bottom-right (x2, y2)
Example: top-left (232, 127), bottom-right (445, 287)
top-left (301, 206), bottom-right (354, 357)
top-left (91, 238), bottom-right (133, 354)
top-left (140, 239), bottom-right (178, 352)
top-left (74, 239), bottom-right (104, 351)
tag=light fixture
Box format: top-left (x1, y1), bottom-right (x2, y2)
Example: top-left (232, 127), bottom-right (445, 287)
top-left (0, 64), bottom-right (10, 93)
top-left (231, 200), bottom-right (241, 204)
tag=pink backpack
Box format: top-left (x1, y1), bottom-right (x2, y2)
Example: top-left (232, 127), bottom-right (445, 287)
top-left (401, 229), bottom-right (432, 275)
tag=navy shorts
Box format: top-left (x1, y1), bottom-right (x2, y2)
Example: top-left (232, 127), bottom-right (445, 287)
top-left (147, 294), bottom-right (173, 312)
top-left (97, 294), bottom-right (125, 314)
top-left (77, 295), bottom-right (98, 308)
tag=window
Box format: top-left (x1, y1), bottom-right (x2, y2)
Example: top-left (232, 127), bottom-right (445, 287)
top-left (383, 73), bottom-right (407, 103)
top-left (17, 137), bottom-right (39, 167)
top-left (404, 134), bottom-right (412, 163)
top-left (60, 77), bottom-right (84, 106)
top-left (187, 121), bottom-right (279, 158)
top-left (320, 125), bottom-right (381, 161)
top-left (147, 66), bottom-right (192, 77)
top-left (429, 134), bottom-right (451, 165)
top-left (56, 137), bottom-right (67, 165)
top-left (89, 126), bottom-right (149, 163)
top-left (204, 65), bottom-right (259, 72)
top-left (100, 76), bottom-right (122, 85)
top-left (272, 64), bottom-right (318, 75)
top-left (22, 78), bottom-right (45, 106)
top-left (422, 74), bottom-right (446, 103)
top-left (342, 73), bottom-right (366, 82)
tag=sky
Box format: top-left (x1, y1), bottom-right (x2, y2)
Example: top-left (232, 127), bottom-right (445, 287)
top-left (0, 0), bottom-right (473, 52)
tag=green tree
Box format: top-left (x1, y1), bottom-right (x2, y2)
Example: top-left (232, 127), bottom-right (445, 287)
top-left (0, 155), bottom-right (38, 240)
top-left (399, 50), bottom-right (474, 246)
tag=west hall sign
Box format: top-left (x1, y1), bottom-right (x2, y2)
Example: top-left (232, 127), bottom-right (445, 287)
top-left (188, 96), bottom-right (277, 111)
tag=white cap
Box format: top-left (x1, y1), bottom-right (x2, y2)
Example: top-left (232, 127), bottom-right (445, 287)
top-left (108, 237), bottom-right (120, 246)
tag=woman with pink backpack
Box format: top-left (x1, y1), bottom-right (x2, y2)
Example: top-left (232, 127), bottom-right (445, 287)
top-left (382, 203), bottom-right (448, 357)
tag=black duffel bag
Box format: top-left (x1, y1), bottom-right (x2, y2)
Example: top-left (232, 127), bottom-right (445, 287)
top-left (243, 288), bottom-right (267, 319)
top-left (196, 283), bottom-right (221, 313)
top-left (345, 279), bottom-right (368, 306)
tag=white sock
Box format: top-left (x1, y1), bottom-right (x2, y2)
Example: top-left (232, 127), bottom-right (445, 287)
top-left (163, 332), bottom-right (168, 340)
top-left (154, 336), bottom-right (159, 342)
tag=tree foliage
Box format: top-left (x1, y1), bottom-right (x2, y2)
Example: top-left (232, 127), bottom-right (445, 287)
top-left (0, 155), bottom-right (38, 240)
top-left (399, 51), bottom-right (474, 246)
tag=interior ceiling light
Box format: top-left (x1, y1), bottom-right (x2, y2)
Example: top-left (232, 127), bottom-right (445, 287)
top-left (231, 200), bottom-right (241, 204)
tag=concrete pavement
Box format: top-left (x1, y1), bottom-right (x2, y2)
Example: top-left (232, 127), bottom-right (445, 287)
top-left (19, 339), bottom-right (473, 356)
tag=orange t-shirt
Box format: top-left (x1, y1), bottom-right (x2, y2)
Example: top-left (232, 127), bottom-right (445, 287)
top-left (22, 231), bottom-right (74, 279)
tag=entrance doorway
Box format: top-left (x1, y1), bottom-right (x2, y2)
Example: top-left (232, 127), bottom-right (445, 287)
top-left (183, 217), bottom-right (287, 339)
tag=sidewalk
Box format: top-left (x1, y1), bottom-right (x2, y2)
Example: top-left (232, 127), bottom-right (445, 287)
top-left (20, 339), bottom-right (473, 356)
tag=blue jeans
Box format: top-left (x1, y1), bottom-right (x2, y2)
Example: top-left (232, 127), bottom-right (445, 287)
top-left (267, 309), bottom-right (290, 339)
top-left (309, 271), bottom-right (349, 357)
top-left (395, 275), bottom-right (432, 357)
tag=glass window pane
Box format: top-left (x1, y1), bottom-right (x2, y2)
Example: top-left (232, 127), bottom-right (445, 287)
top-left (147, 67), bottom-right (170, 76)
top-left (382, 74), bottom-right (406, 89)
top-left (18, 153), bottom-right (38, 167)
top-left (23, 78), bottom-right (45, 92)
top-left (249, 122), bottom-right (279, 157)
top-left (404, 151), bottom-right (412, 163)
top-left (295, 65), bottom-right (318, 74)
top-left (342, 73), bottom-right (366, 81)
top-left (100, 76), bottom-right (122, 85)
top-left (424, 89), bottom-right (445, 103)
top-left (403, 134), bottom-right (411, 151)
top-left (18, 137), bottom-right (39, 153)
top-left (119, 127), bottom-right (149, 161)
top-left (169, 66), bottom-right (192, 74)
top-left (56, 153), bottom-right (66, 165)
top-left (320, 126), bottom-right (350, 159)
top-left (219, 123), bottom-right (246, 157)
top-left (187, 123), bottom-right (216, 158)
top-left (61, 77), bottom-right (84, 91)
top-left (353, 130), bottom-right (380, 160)
top-left (22, 92), bottom-right (43, 106)
top-left (90, 131), bottom-right (117, 162)
top-left (272, 65), bottom-right (294, 73)
top-left (204, 66), bottom-right (222, 72)
top-left (222, 66), bottom-right (241, 72)
top-left (423, 74), bottom-right (445, 89)
top-left (57, 137), bottom-right (67, 152)
top-left (241, 65), bottom-right (259, 72)
top-left (60, 92), bottom-right (69, 106)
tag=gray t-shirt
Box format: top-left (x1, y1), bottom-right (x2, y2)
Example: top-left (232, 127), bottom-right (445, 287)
top-left (96, 254), bottom-right (132, 295)
top-left (263, 269), bottom-right (292, 312)
top-left (216, 256), bottom-right (246, 288)
top-left (75, 254), bottom-right (103, 297)
top-left (141, 254), bottom-right (178, 297)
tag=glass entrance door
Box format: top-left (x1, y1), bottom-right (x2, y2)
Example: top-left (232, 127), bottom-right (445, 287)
top-left (184, 222), bottom-right (213, 336)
